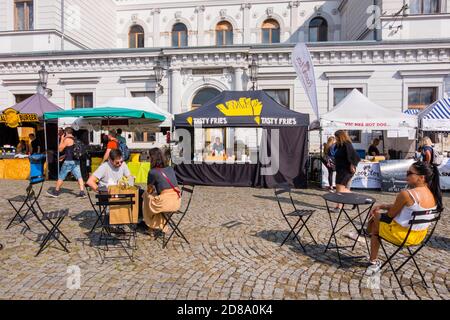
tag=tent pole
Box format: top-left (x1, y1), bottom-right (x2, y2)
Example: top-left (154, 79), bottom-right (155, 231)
top-left (43, 120), bottom-right (49, 180)
top-left (57, 120), bottom-right (60, 178)
top-left (319, 128), bottom-right (323, 187)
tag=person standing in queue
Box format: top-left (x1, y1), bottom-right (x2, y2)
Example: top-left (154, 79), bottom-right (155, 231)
top-left (332, 130), bottom-right (361, 212)
top-left (419, 136), bottom-right (434, 164)
top-left (116, 128), bottom-right (126, 145)
top-left (323, 136), bottom-right (337, 191)
top-left (103, 130), bottom-right (119, 163)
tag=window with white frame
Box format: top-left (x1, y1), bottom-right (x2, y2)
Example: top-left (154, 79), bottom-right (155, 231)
top-left (129, 25), bottom-right (145, 48)
top-left (14, 0), bottom-right (33, 31)
top-left (408, 87), bottom-right (437, 109)
top-left (216, 21), bottom-right (233, 46)
top-left (309, 17), bottom-right (328, 42)
top-left (172, 23), bottom-right (188, 47)
top-left (262, 19), bottom-right (280, 44)
top-left (263, 89), bottom-right (290, 108)
top-left (131, 91), bottom-right (156, 102)
top-left (71, 93), bottom-right (93, 109)
top-left (409, 0), bottom-right (441, 14)
top-left (333, 87), bottom-right (363, 106)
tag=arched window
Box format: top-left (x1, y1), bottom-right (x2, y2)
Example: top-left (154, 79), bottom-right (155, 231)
top-left (191, 87), bottom-right (221, 110)
top-left (216, 21), bottom-right (233, 46)
top-left (172, 23), bottom-right (188, 47)
top-left (309, 17), bottom-right (328, 42)
top-left (262, 19), bottom-right (280, 44)
top-left (129, 25), bottom-right (145, 48)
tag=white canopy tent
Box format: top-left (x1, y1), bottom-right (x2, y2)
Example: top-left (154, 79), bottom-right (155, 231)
top-left (67, 97), bottom-right (172, 131)
top-left (311, 89), bottom-right (417, 132)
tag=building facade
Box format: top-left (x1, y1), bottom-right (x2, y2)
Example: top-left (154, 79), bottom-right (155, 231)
top-left (0, 0), bottom-right (449, 151)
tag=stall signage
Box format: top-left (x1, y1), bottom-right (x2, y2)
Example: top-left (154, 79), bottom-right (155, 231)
top-left (187, 117), bottom-right (228, 126)
top-left (437, 158), bottom-right (450, 190)
top-left (0, 108), bottom-right (39, 128)
top-left (185, 97), bottom-right (297, 126)
top-left (351, 163), bottom-right (382, 189)
top-left (216, 97), bottom-right (263, 124)
top-left (343, 122), bottom-right (388, 127)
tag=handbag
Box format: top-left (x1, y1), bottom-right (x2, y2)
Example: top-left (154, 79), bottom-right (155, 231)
top-left (157, 168), bottom-right (181, 199)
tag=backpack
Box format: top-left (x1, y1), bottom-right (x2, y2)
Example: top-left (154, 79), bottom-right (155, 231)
top-left (432, 147), bottom-right (444, 166)
top-left (72, 139), bottom-right (87, 160)
top-left (118, 140), bottom-right (130, 162)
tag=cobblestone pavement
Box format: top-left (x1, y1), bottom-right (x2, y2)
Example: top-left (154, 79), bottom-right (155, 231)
top-left (0, 180), bottom-right (449, 300)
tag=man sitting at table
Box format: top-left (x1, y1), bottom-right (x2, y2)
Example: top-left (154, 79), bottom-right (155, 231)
top-left (87, 149), bottom-right (131, 192)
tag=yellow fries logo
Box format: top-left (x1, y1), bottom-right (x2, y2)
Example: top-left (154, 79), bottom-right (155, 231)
top-left (216, 98), bottom-right (263, 124)
top-left (0, 108), bottom-right (39, 128)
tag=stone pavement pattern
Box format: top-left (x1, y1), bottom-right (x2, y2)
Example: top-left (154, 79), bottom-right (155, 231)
top-left (0, 181), bottom-right (449, 300)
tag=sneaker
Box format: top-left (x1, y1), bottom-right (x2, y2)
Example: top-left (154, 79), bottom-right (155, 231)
top-left (345, 231), bottom-right (366, 243)
top-left (330, 207), bottom-right (341, 213)
top-left (365, 260), bottom-right (382, 276)
top-left (46, 189), bottom-right (60, 198)
top-left (77, 191), bottom-right (87, 198)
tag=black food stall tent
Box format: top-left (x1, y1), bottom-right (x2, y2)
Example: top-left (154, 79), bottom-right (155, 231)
top-left (173, 90), bottom-right (310, 188)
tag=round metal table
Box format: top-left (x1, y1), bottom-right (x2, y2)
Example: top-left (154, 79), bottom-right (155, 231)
top-left (322, 192), bottom-right (376, 266)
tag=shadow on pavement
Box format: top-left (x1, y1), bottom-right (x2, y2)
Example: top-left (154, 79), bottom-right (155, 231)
top-left (254, 229), bottom-right (368, 270)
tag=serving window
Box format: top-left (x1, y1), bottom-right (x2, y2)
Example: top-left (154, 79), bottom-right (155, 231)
top-left (193, 128), bottom-right (262, 163)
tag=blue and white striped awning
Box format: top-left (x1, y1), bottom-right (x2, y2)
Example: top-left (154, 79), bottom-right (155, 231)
top-left (421, 98), bottom-right (450, 120)
top-left (404, 109), bottom-right (420, 115)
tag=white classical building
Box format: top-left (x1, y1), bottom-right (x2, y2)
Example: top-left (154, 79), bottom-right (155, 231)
top-left (0, 0), bottom-right (449, 151)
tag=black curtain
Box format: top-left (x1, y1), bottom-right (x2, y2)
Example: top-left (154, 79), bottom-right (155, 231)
top-left (0, 125), bottom-right (19, 147)
top-left (255, 126), bottom-right (308, 188)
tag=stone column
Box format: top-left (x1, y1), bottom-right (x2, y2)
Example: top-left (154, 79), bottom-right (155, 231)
top-left (170, 67), bottom-right (182, 114)
top-left (234, 67), bottom-right (243, 91)
top-left (196, 6), bottom-right (205, 46)
top-left (290, 1), bottom-right (300, 40)
top-left (152, 8), bottom-right (161, 47)
top-left (241, 3), bottom-right (251, 43)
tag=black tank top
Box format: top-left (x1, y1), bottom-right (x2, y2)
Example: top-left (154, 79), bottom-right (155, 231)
top-left (65, 138), bottom-right (75, 161)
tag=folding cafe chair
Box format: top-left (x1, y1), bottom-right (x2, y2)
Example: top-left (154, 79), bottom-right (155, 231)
top-left (34, 208), bottom-right (70, 256)
top-left (85, 184), bottom-right (102, 233)
top-left (274, 184), bottom-right (317, 252)
top-left (6, 154), bottom-right (46, 231)
top-left (91, 190), bottom-right (138, 261)
top-left (377, 208), bottom-right (443, 294)
top-left (161, 184), bottom-right (195, 249)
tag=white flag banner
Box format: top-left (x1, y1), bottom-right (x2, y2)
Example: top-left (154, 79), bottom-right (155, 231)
top-left (292, 43), bottom-right (319, 120)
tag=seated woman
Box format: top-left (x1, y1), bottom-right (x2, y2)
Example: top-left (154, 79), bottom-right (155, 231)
top-left (365, 161), bottom-right (442, 275)
top-left (142, 148), bottom-right (181, 234)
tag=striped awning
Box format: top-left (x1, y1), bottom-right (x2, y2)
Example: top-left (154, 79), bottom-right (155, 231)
top-left (404, 109), bottom-right (420, 115)
top-left (421, 98), bottom-right (450, 120)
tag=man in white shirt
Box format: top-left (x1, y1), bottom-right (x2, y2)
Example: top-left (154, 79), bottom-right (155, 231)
top-left (87, 149), bottom-right (131, 192)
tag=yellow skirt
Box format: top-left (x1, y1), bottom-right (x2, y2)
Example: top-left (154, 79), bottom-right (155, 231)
top-left (379, 220), bottom-right (427, 246)
top-left (143, 189), bottom-right (181, 232)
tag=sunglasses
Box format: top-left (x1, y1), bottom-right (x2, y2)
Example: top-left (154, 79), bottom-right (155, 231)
top-left (113, 160), bottom-right (124, 165)
top-left (407, 170), bottom-right (424, 177)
